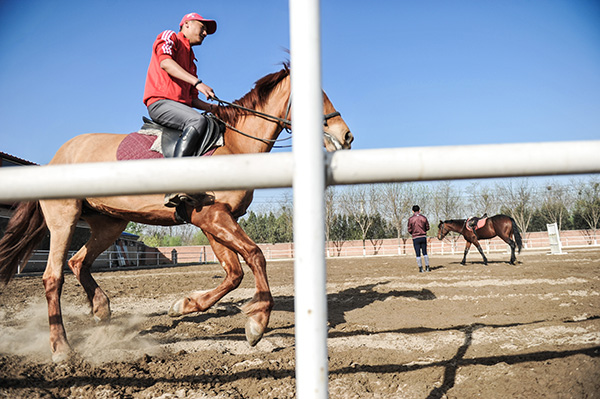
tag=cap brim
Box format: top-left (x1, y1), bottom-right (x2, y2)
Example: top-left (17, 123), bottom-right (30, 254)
top-left (180, 18), bottom-right (217, 34)
top-left (202, 19), bottom-right (217, 35)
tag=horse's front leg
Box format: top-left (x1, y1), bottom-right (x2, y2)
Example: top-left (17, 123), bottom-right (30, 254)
top-left (473, 241), bottom-right (488, 265)
top-left (168, 234), bottom-right (244, 315)
top-left (461, 242), bottom-right (472, 265)
top-left (170, 203), bottom-right (273, 346)
top-left (40, 199), bottom-right (80, 361)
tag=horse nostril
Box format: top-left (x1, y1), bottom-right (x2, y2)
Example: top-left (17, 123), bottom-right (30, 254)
top-left (345, 131), bottom-right (354, 144)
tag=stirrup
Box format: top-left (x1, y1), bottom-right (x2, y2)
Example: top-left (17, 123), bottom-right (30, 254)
top-left (180, 193), bottom-right (211, 208)
top-left (164, 193), bottom-right (181, 208)
top-left (179, 194), bottom-right (199, 207)
top-left (165, 192), bottom-right (212, 209)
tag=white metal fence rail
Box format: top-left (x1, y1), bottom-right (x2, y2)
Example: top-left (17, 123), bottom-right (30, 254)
top-left (1, 141), bottom-right (600, 203)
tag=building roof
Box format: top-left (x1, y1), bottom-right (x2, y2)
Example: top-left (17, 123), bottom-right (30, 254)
top-left (1, 151), bottom-right (38, 206)
top-left (0, 151), bottom-right (37, 166)
top-left (120, 231), bottom-right (140, 240)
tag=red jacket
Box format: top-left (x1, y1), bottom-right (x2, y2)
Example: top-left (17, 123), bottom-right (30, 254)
top-left (143, 30), bottom-right (199, 107)
top-left (407, 213), bottom-right (429, 239)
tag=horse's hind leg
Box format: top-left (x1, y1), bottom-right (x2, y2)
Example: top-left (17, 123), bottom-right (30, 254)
top-left (68, 214), bottom-right (128, 322)
top-left (39, 199), bottom-right (82, 361)
top-left (474, 242), bottom-right (488, 265)
top-left (504, 236), bottom-right (517, 265)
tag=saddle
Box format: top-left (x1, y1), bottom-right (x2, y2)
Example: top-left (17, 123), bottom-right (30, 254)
top-left (466, 213), bottom-right (488, 232)
top-left (140, 114), bottom-right (225, 158)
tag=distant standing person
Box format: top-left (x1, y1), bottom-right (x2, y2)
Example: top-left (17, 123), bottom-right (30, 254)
top-left (407, 205), bottom-right (430, 272)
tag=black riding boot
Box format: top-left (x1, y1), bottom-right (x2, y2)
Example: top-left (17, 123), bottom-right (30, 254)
top-left (164, 127), bottom-right (203, 207)
top-left (174, 126), bottom-right (201, 157)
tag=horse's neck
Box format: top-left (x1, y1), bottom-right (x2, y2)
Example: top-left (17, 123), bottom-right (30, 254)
top-left (225, 80), bottom-right (291, 155)
top-left (452, 220), bottom-right (466, 232)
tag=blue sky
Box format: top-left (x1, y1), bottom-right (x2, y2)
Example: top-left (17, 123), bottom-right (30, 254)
top-left (1, 1), bottom-right (599, 206)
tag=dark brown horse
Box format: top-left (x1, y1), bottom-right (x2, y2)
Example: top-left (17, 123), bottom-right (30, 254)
top-left (437, 214), bottom-right (522, 265)
top-left (0, 66), bottom-right (353, 361)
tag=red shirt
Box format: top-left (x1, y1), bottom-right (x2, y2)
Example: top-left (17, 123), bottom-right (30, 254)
top-left (143, 30), bottom-right (199, 106)
top-left (407, 213), bottom-right (430, 239)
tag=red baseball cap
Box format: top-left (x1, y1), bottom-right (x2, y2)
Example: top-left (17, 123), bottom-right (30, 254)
top-left (179, 13), bottom-right (217, 34)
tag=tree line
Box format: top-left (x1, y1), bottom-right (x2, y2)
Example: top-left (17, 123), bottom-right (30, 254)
top-left (127, 177), bottom-right (599, 247)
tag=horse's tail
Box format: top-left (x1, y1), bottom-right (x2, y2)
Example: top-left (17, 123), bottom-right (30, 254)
top-left (510, 216), bottom-right (523, 253)
top-left (0, 201), bottom-right (47, 284)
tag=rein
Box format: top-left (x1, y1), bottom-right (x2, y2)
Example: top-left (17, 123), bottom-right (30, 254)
top-left (211, 96), bottom-right (341, 148)
top-left (214, 96), bottom-right (293, 127)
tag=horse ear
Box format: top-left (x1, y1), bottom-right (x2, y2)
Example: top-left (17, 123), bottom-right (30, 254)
top-left (439, 220), bottom-right (443, 224)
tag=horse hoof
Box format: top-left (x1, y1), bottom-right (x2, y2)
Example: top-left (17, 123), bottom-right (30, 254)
top-left (93, 314), bottom-right (111, 324)
top-left (245, 317), bottom-right (265, 347)
top-left (168, 298), bottom-right (184, 317)
top-left (93, 308), bottom-right (111, 323)
top-left (52, 349), bottom-right (72, 363)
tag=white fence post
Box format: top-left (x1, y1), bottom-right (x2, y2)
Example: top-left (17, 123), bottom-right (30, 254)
top-left (290, 0), bottom-right (329, 397)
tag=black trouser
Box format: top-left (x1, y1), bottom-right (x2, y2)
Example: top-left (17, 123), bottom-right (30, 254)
top-left (412, 237), bottom-right (428, 257)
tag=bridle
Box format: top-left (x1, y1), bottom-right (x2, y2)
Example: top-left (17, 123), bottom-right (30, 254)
top-left (438, 222), bottom-right (448, 239)
top-left (438, 220), bottom-right (467, 239)
top-left (211, 95), bottom-right (341, 148)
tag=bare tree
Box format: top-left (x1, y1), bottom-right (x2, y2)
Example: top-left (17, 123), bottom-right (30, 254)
top-left (494, 179), bottom-right (538, 234)
top-left (466, 182), bottom-right (499, 217)
top-left (426, 182), bottom-right (463, 250)
top-left (430, 181), bottom-right (463, 222)
top-left (540, 180), bottom-right (573, 230)
top-left (379, 183), bottom-right (413, 254)
top-left (176, 224), bottom-right (202, 245)
top-left (573, 177), bottom-right (600, 243)
top-left (325, 186), bottom-right (339, 256)
top-left (340, 184), bottom-right (378, 256)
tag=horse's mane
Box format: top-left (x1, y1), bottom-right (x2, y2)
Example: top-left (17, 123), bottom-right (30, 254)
top-left (213, 63), bottom-right (290, 126)
top-left (441, 219), bottom-right (466, 225)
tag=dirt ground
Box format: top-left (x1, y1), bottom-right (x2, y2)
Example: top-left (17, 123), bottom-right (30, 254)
top-left (1, 248), bottom-right (599, 398)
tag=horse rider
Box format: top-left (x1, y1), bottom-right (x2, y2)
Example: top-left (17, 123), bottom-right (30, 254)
top-left (408, 205), bottom-right (431, 273)
top-left (143, 12), bottom-right (218, 207)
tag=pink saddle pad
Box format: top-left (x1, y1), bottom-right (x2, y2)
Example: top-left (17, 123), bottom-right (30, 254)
top-left (116, 132), bottom-right (219, 161)
top-left (117, 132), bottom-right (163, 161)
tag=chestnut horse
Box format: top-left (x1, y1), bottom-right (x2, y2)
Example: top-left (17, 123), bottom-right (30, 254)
top-left (0, 66), bottom-right (353, 361)
top-left (437, 214), bottom-right (522, 265)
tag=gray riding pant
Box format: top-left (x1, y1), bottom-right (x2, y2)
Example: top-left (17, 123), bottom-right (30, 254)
top-left (147, 99), bottom-right (207, 132)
